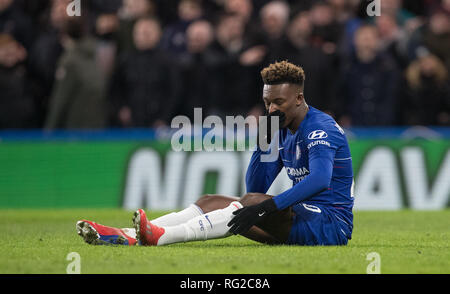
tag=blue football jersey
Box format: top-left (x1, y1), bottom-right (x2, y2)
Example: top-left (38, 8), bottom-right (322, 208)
top-left (246, 106), bottom-right (354, 231)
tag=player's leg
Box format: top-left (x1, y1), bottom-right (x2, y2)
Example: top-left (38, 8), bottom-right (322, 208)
top-left (238, 193), bottom-right (295, 244)
top-left (149, 203), bottom-right (204, 226)
top-left (153, 194), bottom-right (282, 245)
top-left (75, 195), bottom-right (233, 246)
top-left (195, 194), bottom-right (284, 244)
top-left (133, 193), bottom-right (294, 246)
top-left (133, 199), bottom-right (244, 246)
top-left (195, 193), bottom-right (294, 244)
top-left (77, 193), bottom-right (292, 246)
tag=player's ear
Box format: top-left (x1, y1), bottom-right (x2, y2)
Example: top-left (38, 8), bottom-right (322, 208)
top-left (296, 92), bottom-right (304, 106)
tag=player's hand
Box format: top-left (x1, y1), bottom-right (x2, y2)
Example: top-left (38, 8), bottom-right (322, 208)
top-left (227, 199), bottom-right (278, 235)
top-left (258, 110), bottom-right (286, 148)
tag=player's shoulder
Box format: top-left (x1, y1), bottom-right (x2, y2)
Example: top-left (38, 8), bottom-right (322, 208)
top-left (302, 107), bottom-right (343, 138)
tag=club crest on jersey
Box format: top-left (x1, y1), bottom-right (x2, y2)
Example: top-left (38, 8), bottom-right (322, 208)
top-left (308, 130), bottom-right (328, 140)
top-left (296, 145), bottom-right (301, 160)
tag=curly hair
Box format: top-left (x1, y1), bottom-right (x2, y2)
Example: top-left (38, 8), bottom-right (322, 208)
top-left (261, 60), bottom-right (305, 86)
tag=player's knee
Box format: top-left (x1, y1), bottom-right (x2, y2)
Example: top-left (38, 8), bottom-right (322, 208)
top-left (195, 194), bottom-right (233, 213)
top-left (239, 193), bottom-right (272, 207)
top-left (195, 194), bottom-right (215, 206)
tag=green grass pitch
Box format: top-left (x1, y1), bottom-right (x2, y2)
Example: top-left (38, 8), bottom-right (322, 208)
top-left (0, 209), bottom-right (449, 274)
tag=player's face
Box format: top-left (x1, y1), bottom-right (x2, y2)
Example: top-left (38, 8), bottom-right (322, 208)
top-left (262, 83), bottom-right (303, 128)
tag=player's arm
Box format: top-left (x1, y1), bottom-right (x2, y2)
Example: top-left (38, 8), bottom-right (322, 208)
top-left (245, 146), bottom-right (283, 194)
top-left (246, 111), bottom-right (285, 193)
top-left (272, 148), bottom-right (335, 210)
top-left (228, 145), bottom-right (284, 235)
top-left (229, 136), bottom-right (336, 235)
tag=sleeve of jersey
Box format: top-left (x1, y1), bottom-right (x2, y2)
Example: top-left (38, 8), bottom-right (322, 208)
top-left (245, 147), bottom-right (283, 194)
top-left (272, 144), bottom-right (336, 210)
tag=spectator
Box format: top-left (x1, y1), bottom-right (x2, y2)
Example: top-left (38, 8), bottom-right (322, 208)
top-left (214, 13), bottom-right (245, 55)
top-left (177, 20), bottom-right (222, 119)
top-left (0, 0), bottom-right (447, 128)
top-left (87, 0), bottom-right (122, 36)
top-left (338, 24), bottom-right (400, 127)
top-left (380, 0), bottom-right (416, 26)
top-left (400, 49), bottom-right (450, 126)
top-left (0, 0), bottom-right (33, 49)
top-left (260, 1), bottom-right (290, 43)
top-left (328, 0), bottom-right (356, 24)
top-left (224, 0), bottom-right (253, 24)
top-left (422, 8), bottom-right (450, 70)
top-left (45, 17), bottom-right (107, 129)
top-left (220, 0), bottom-right (269, 117)
top-left (109, 17), bottom-right (180, 128)
top-left (160, 0), bottom-right (203, 57)
top-left (95, 13), bottom-right (120, 77)
top-left (215, 1), bottom-right (292, 118)
top-left (268, 11), bottom-right (337, 115)
top-left (27, 0), bottom-right (68, 126)
top-left (333, 0), bottom-right (365, 60)
top-left (210, 13), bottom-right (260, 117)
top-left (375, 13), bottom-right (410, 69)
top-left (224, 0), bottom-right (264, 49)
top-left (258, 0), bottom-right (290, 67)
top-left (0, 34), bottom-right (36, 128)
top-left (309, 1), bottom-right (342, 55)
top-left (115, 0), bottom-right (156, 56)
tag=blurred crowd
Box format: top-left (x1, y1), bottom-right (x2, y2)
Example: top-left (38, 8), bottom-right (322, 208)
top-left (0, 0), bottom-right (449, 130)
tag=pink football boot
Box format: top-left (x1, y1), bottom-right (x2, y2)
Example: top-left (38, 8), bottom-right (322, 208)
top-left (132, 209), bottom-right (165, 246)
top-left (76, 220), bottom-right (137, 246)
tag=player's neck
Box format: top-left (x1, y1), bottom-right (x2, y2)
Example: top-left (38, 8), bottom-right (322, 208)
top-left (288, 103), bottom-right (309, 134)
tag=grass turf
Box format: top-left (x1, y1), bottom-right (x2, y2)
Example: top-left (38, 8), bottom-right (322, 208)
top-left (0, 209), bottom-right (449, 274)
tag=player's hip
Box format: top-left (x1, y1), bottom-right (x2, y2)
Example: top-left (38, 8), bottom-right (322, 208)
top-left (287, 202), bottom-right (352, 246)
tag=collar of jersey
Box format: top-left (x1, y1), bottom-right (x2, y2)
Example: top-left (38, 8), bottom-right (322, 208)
top-left (288, 105), bottom-right (313, 137)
